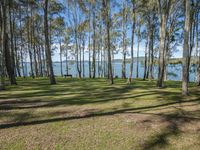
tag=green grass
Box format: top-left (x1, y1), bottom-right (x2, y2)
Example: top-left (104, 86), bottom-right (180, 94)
top-left (0, 77), bottom-right (200, 150)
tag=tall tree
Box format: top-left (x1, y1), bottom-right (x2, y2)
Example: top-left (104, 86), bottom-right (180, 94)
top-left (44, 0), bottom-right (56, 84)
top-left (1, 0), bottom-right (17, 85)
top-left (182, 0), bottom-right (190, 95)
top-left (127, 0), bottom-right (136, 84)
top-left (0, 0), bottom-right (6, 89)
top-left (103, 0), bottom-right (113, 84)
top-left (157, 0), bottom-right (171, 87)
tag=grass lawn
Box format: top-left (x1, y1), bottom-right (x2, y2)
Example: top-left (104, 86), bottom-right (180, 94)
top-left (0, 77), bottom-right (200, 150)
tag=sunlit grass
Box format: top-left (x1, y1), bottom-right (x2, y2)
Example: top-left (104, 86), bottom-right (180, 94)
top-left (0, 77), bottom-right (200, 149)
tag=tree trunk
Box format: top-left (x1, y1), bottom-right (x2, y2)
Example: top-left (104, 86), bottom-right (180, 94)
top-left (196, 11), bottom-right (200, 86)
top-left (88, 31), bottom-right (91, 78)
top-left (14, 32), bottom-right (21, 77)
top-left (19, 6), bottom-right (25, 77)
top-left (92, 11), bottom-right (96, 78)
top-left (82, 37), bottom-right (85, 78)
top-left (136, 24), bottom-right (140, 78)
top-left (2, 0), bottom-right (16, 85)
top-left (182, 0), bottom-right (190, 95)
top-left (0, 0), bottom-right (6, 89)
top-left (143, 38), bottom-right (148, 80)
top-left (44, 0), bottom-right (56, 84)
top-left (127, 2), bottom-right (135, 84)
top-left (9, 1), bottom-right (16, 78)
top-left (33, 43), bottom-right (39, 77)
top-left (37, 45), bottom-right (43, 77)
top-left (122, 3), bottom-right (126, 79)
top-left (65, 48), bottom-right (69, 75)
top-left (103, 0), bottom-right (113, 84)
top-left (157, 14), bottom-right (167, 87)
top-left (75, 31), bottom-right (81, 78)
top-left (149, 25), bottom-right (154, 80)
top-left (59, 40), bottom-right (63, 77)
top-left (26, 3), bottom-right (34, 78)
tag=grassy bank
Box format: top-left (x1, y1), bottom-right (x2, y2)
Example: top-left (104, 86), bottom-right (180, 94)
top-left (0, 78), bottom-right (200, 150)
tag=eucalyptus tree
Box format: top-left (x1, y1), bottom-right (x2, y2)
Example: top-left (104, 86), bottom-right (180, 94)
top-left (157, 0), bottom-right (172, 87)
top-left (136, 14), bottom-right (142, 78)
top-left (127, 0), bottom-right (136, 84)
top-left (182, 0), bottom-right (190, 95)
top-left (196, 1), bottom-right (200, 85)
top-left (137, 0), bottom-right (158, 80)
top-left (96, 12), bottom-right (104, 77)
top-left (0, 0), bottom-right (6, 89)
top-left (164, 1), bottom-right (183, 81)
top-left (143, 29), bottom-right (149, 80)
top-left (9, 0), bottom-right (17, 77)
top-left (1, 0), bottom-right (17, 85)
top-left (102, 0), bottom-right (113, 84)
top-left (44, 0), bottom-right (56, 84)
top-left (120, 0), bottom-right (129, 79)
top-left (68, 0), bottom-right (87, 78)
top-left (77, 20), bottom-right (88, 78)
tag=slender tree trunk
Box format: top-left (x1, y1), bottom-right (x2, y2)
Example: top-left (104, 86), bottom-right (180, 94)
top-left (122, 50), bottom-right (126, 79)
top-left (37, 45), bottom-right (43, 77)
top-left (59, 40), bottom-right (63, 76)
top-left (136, 24), bottom-right (140, 78)
top-left (127, 2), bottom-right (135, 84)
top-left (75, 32), bottom-right (81, 78)
top-left (92, 11), bottom-right (96, 78)
top-left (143, 38), bottom-right (148, 80)
top-left (98, 43), bottom-right (100, 77)
top-left (14, 33), bottom-right (21, 77)
top-left (26, 3), bottom-right (34, 78)
top-left (122, 3), bottom-right (126, 79)
top-left (100, 44), bottom-right (103, 77)
top-left (3, 1), bottom-right (16, 85)
top-left (19, 7), bottom-right (25, 77)
top-left (82, 37), bottom-right (85, 78)
top-left (9, 1), bottom-right (16, 78)
top-left (196, 12), bottom-right (200, 86)
top-left (44, 0), bottom-right (56, 84)
top-left (146, 26), bottom-right (150, 79)
top-left (149, 26), bottom-right (154, 80)
top-left (33, 43), bottom-right (38, 77)
top-left (157, 14), bottom-right (167, 87)
top-left (41, 44), bottom-right (46, 76)
top-left (103, 37), bottom-right (107, 78)
top-left (88, 31), bottom-right (91, 78)
top-left (79, 36), bottom-right (82, 78)
top-left (103, 0), bottom-right (113, 84)
top-left (164, 36), bottom-right (170, 81)
top-left (182, 0), bottom-right (190, 95)
top-left (0, 0), bottom-right (6, 89)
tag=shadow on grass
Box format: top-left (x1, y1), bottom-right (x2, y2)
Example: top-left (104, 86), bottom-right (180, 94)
top-left (0, 97), bottom-right (199, 129)
top-left (1, 78), bottom-right (198, 110)
top-left (1, 78), bottom-right (200, 149)
top-left (141, 109), bottom-right (200, 150)
top-left (0, 78), bottom-right (160, 109)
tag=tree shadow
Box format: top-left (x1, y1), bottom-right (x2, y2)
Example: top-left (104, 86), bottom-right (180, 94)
top-left (141, 109), bottom-right (200, 150)
top-left (1, 78), bottom-right (200, 149)
top-left (0, 97), bottom-right (199, 130)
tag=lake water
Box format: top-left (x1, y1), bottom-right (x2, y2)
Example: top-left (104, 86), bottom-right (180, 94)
top-left (23, 62), bottom-right (198, 82)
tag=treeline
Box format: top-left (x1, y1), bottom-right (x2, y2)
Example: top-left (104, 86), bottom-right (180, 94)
top-left (0, 0), bottom-right (200, 95)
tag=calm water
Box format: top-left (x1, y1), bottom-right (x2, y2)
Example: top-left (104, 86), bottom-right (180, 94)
top-left (23, 62), bottom-right (198, 82)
